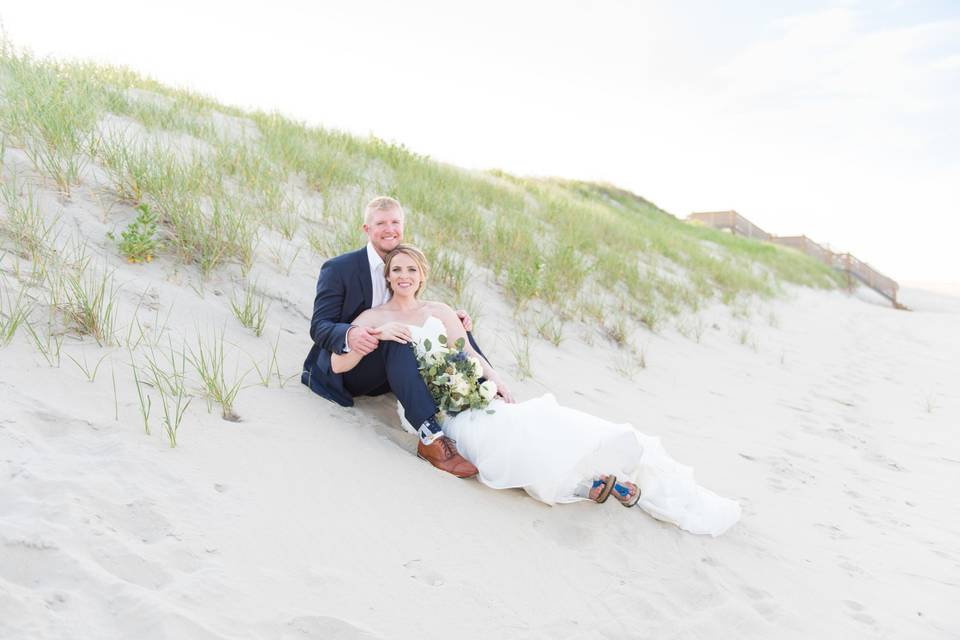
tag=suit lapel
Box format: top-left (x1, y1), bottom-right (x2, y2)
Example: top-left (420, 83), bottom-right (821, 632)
top-left (356, 247), bottom-right (373, 310)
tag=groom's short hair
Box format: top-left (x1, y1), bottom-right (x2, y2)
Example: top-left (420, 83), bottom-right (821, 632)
top-left (364, 196), bottom-right (404, 224)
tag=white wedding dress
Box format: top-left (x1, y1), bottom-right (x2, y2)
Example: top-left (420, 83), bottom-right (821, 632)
top-left (403, 316), bottom-right (741, 537)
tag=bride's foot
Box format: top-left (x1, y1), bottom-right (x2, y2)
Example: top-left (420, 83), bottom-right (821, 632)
top-left (585, 474), bottom-right (617, 503)
top-left (612, 480), bottom-right (641, 507)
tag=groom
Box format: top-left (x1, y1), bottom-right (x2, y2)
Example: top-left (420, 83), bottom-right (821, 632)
top-left (302, 196), bottom-right (479, 478)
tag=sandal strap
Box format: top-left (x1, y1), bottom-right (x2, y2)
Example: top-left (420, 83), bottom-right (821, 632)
top-left (596, 475), bottom-right (617, 503)
top-left (613, 481), bottom-right (641, 507)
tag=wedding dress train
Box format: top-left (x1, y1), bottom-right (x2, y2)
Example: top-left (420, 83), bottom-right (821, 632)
top-left (404, 316), bottom-right (741, 537)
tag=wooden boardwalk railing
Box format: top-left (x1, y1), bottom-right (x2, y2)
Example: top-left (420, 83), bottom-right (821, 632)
top-left (768, 235), bottom-right (833, 266)
top-left (687, 210), bottom-right (772, 241)
top-left (831, 253), bottom-right (902, 306)
top-left (687, 211), bottom-right (905, 309)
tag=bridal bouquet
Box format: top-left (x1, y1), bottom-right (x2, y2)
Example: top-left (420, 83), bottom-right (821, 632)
top-left (415, 334), bottom-right (497, 422)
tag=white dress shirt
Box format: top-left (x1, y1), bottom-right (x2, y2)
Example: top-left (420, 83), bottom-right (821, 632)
top-left (366, 242), bottom-right (390, 308)
top-left (344, 243), bottom-right (390, 352)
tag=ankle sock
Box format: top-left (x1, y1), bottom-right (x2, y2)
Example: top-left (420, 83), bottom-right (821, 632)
top-left (418, 417), bottom-right (443, 445)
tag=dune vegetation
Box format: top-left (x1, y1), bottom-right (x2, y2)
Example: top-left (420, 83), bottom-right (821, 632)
top-left (0, 41), bottom-right (843, 443)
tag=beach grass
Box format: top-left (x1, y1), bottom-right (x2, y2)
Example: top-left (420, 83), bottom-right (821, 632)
top-left (0, 280), bottom-right (32, 346)
top-left (66, 349), bottom-right (109, 382)
top-left (0, 35), bottom-right (847, 377)
top-left (507, 333), bottom-right (534, 380)
top-left (0, 46), bottom-right (99, 197)
top-left (131, 353), bottom-right (152, 435)
top-left (250, 331), bottom-right (295, 388)
top-left (25, 318), bottom-right (65, 366)
top-left (142, 342), bottom-right (192, 447)
top-left (60, 266), bottom-right (120, 347)
top-left (536, 317), bottom-right (565, 347)
top-left (187, 328), bottom-right (246, 421)
top-left (230, 282), bottom-right (269, 337)
top-left (0, 176), bottom-right (61, 267)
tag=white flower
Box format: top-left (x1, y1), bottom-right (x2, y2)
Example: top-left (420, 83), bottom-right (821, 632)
top-left (467, 356), bottom-right (483, 376)
top-left (479, 380), bottom-right (498, 401)
top-left (452, 374), bottom-right (472, 397)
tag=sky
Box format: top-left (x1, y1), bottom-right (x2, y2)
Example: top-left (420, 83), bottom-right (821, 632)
top-left (2, 1), bottom-right (958, 283)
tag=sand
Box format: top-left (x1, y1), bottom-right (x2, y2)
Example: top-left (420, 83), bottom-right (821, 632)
top-left (1, 134), bottom-right (959, 638)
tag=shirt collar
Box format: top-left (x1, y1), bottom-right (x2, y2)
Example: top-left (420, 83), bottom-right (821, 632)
top-left (366, 242), bottom-right (384, 272)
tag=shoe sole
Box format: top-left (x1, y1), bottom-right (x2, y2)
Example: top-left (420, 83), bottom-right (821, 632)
top-left (416, 452), bottom-right (478, 478)
top-left (615, 483), bottom-right (641, 507)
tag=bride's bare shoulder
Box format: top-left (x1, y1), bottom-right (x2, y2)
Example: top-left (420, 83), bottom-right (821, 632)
top-left (423, 300), bottom-right (455, 317)
top-left (353, 307), bottom-right (386, 327)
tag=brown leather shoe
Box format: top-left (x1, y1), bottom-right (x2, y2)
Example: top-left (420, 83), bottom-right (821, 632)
top-left (417, 436), bottom-right (478, 478)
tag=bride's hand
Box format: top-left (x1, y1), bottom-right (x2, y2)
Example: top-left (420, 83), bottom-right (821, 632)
top-left (496, 384), bottom-right (515, 404)
top-left (456, 309), bottom-right (473, 332)
top-left (376, 322), bottom-right (413, 344)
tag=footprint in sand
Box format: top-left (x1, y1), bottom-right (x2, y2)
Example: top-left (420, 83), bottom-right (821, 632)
top-left (843, 600), bottom-right (877, 626)
top-left (44, 591), bottom-right (69, 611)
top-left (91, 546), bottom-right (171, 589)
top-left (283, 616), bottom-right (383, 639)
top-left (403, 559), bottom-right (445, 587)
top-left (766, 476), bottom-right (787, 493)
top-left (109, 498), bottom-right (175, 544)
top-left (813, 523), bottom-right (850, 541)
top-left (531, 517), bottom-right (595, 549)
top-left (836, 556), bottom-right (866, 576)
top-left (863, 450), bottom-right (907, 472)
top-left (849, 504), bottom-right (880, 527)
top-left (740, 585), bottom-right (779, 621)
top-left (0, 537), bottom-right (63, 588)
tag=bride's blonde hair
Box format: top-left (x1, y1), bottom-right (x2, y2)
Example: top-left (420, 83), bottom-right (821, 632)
top-left (383, 244), bottom-right (429, 297)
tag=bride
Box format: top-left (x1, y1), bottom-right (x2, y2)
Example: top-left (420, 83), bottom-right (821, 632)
top-left (332, 245), bottom-right (741, 536)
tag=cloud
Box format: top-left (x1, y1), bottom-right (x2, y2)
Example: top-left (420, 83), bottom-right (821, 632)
top-left (2, 1), bottom-right (957, 281)
top-left (719, 8), bottom-right (959, 115)
top-left (649, 6), bottom-right (960, 281)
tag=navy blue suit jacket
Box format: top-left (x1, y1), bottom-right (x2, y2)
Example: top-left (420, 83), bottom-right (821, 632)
top-left (301, 248), bottom-right (372, 406)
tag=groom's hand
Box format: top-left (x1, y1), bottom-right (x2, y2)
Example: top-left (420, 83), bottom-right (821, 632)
top-left (347, 326), bottom-right (380, 355)
top-left (456, 309), bottom-right (473, 332)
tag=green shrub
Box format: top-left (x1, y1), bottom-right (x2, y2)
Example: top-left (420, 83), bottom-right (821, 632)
top-left (116, 203), bottom-right (160, 263)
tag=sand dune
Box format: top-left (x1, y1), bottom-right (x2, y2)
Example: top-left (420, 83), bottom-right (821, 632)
top-left (2, 234), bottom-right (958, 638)
top-left (1, 101), bottom-right (959, 638)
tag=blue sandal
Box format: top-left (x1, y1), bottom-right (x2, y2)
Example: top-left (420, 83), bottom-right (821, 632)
top-left (588, 474), bottom-right (617, 503)
top-left (612, 480), bottom-right (641, 507)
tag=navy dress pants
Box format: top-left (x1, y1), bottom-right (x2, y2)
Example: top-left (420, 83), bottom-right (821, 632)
top-left (342, 333), bottom-right (489, 429)
top-left (343, 340), bottom-right (436, 428)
